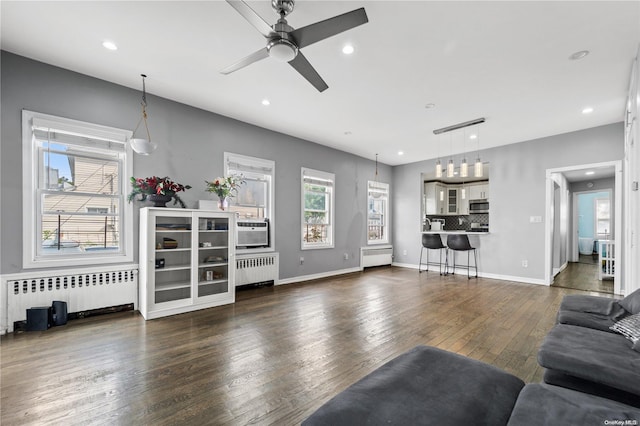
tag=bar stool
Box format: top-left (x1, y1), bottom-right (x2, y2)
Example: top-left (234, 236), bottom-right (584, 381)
top-left (418, 234), bottom-right (448, 275)
top-left (446, 234), bottom-right (478, 279)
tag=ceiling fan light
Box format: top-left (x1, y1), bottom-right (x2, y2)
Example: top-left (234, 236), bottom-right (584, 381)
top-left (267, 39), bottom-right (298, 62)
top-left (130, 138), bottom-right (158, 155)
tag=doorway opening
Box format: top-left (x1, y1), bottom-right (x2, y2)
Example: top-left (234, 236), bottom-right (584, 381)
top-left (545, 161), bottom-right (621, 295)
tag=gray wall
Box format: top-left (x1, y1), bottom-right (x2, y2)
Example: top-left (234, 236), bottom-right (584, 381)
top-left (392, 123), bottom-right (624, 282)
top-left (0, 51), bottom-right (391, 278)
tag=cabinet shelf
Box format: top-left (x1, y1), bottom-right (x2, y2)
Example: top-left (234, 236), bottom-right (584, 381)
top-left (198, 279), bottom-right (228, 286)
top-left (156, 264), bottom-right (191, 272)
top-left (155, 229), bottom-right (191, 233)
top-left (156, 248), bottom-right (191, 253)
top-left (155, 281), bottom-right (191, 292)
top-left (198, 262), bottom-right (228, 268)
top-left (198, 230), bottom-right (228, 233)
top-left (198, 246), bottom-right (227, 251)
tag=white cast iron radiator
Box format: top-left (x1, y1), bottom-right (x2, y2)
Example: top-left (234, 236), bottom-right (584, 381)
top-left (360, 246), bottom-right (393, 268)
top-left (3, 265), bottom-right (138, 333)
top-left (235, 253), bottom-right (279, 286)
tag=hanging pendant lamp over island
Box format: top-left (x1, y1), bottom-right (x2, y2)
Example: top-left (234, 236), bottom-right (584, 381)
top-left (130, 74), bottom-right (158, 155)
top-left (433, 117), bottom-right (485, 178)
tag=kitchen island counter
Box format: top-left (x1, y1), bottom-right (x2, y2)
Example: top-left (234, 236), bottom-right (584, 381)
top-left (422, 230), bottom-right (489, 235)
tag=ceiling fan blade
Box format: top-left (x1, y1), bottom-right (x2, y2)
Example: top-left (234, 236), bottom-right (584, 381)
top-left (220, 47), bottom-right (269, 74)
top-left (289, 52), bottom-right (328, 92)
top-left (289, 8), bottom-right (368, 49)
top-left (226, 0), bottom-right (275, 38)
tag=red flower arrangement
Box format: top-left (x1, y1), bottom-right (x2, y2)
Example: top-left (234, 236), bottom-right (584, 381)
top-left (128, 176), bottom-right (191, 208)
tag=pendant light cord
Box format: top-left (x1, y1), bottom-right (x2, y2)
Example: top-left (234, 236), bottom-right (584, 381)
top-left (132, 74), bottom-right (151, 142)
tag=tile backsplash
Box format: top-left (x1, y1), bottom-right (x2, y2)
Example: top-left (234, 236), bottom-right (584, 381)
top-left (426, 213), bottom-right (489, 231)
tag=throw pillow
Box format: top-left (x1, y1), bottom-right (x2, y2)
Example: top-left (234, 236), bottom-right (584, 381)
top-left (610, 313), bottom-right (640, 344)
top-left (619, 288), bottom-right (640, 314)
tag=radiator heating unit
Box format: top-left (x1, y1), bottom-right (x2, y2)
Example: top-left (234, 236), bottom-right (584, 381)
top-left (235, 252), bottom-right (279, 286)
top-left (3, 265), bottom-right (138, 333)
top-left (361, 246), bottom-right (393, 268)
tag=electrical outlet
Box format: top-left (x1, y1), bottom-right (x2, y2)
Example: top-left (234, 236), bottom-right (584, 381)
top-left (343, 253), bottom-right (349, 260)
top-left (300, 257), bottom-right (304, 265)
top-left (522, 260), bottom-right (528, 268)
top-left (403, 250), bottom-right (407, 256)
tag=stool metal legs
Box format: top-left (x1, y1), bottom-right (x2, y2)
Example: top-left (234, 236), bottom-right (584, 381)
top-left (419, 247), bottom-right (448, 275)
top-left (450, 249), bottom-right (478, 279)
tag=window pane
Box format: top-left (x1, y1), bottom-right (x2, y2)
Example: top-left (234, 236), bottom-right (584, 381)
top-left (596, 200), bottom-right (610, 219)
top-left (43, 193), bottom-right (119, 215)
top-left (303, 224), bottom-right (330, 243)
top-left (41, 213), bottom-right (120, 253)
top-left (596, 220), bottom-right (610, 236)
top-left (40, 144), bottom-right (120, 195)
top-left (227, 177), bottom-right (268, 220)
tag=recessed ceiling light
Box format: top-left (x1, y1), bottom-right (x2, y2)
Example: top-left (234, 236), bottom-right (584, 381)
top-left (569, 50), bottom-right (589, 60)
top-left (585, 171), bottom-right (595, 175)
top-left (398, 151), bottom-right (404, 156)
top-left (582, 107), bottom-right (594, 114)
top-left (261, 99), bottom-right (270, 106)
top-left (342, 44), bottom-right (354, 55)
top-left (469, 134), bottom-right (477, 140)
top-left (102, 41), bottom-right (118, 51)
top-left (425, 103), bottom-right (436, 109)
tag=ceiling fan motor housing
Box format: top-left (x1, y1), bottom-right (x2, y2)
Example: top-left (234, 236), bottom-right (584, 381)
top-left (272, 0), bottom-right (294, 16)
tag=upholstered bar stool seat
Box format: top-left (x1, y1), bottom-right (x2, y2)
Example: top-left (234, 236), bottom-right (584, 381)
top-left (446, 234), bottom-right (478, 279)
top-left (418, 233), bottom-right (448, 275)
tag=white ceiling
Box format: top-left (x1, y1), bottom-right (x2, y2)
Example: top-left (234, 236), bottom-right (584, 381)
top-left (2, 1), bottom-right (639, 166)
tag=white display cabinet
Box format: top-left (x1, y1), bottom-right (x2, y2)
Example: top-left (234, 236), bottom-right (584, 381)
top-left (139, 208), bottom-right (235, 319)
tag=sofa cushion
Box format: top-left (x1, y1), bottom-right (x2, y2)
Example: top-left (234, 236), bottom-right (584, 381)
top-left (559, 294), bottom-right (626, 317)
top-left (556, 309), bottom-right (619, 332)
top-left (538, 324), bottom-right (640, 396)
top-left (302, 346), bottom-right (524, 426)
top-left (507, 383), bottom-right (640, 426)
top-left (611, 313), bottom-right (640, 343)
top-left (620, 289), bottom-right (640, 315)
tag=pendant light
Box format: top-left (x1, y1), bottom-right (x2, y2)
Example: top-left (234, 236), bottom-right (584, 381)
top-left (435, 133), bottom-right (442, 178)
top-left (130, 74), bottom-right (158, 155)
top-left (446, 133), bottom-right (454, 178)
top-left (474, 125), bottom-right (483, 178)
top-left (460, 129), bottom-right (468, 178)
top-left (371, 154), bottom-right (383, 199)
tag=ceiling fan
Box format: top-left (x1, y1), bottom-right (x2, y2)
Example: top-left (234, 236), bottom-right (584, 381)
top-left (221, 0), bottom-right (368, 92)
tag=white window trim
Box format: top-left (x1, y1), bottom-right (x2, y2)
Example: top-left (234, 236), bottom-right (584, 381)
top-left (301, 167), bottom-right (335, 250)
top-left (22, 110), bottom-right (134, 269)
top-left (224, 152), bottom-right (275, 253)
top-left (367, 180), bottom-right (390, 245)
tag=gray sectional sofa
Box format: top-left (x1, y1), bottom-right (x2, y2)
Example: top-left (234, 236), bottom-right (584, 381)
top-left (303, 289), bottom-right (640, 425)
top-left (539, 288), bottom-right (640, 407)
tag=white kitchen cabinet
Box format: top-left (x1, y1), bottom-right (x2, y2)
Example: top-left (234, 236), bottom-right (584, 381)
top-left (446, 187), bottom-right (459, 214)
top-left (469, 182), bottom-right (490, 200)
top-left (458, 185), bottom-right (470, 215)
top-left (424, 182), bottom-right (446, 215)
top-left (139, 208), bottom-right (235, 320)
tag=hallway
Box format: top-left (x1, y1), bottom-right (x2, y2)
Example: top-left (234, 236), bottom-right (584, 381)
top-left (552, 261), bottom-right (614, 294)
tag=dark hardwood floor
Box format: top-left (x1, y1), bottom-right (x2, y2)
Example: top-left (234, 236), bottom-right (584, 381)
top-left (1, 267), bottom-right (596, 425)
top-left (552, 261), bottom-right (614, 294)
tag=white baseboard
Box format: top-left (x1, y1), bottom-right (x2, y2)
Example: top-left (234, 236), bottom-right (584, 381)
top-left (392, 263), bottom-right (548, 286)
top-left (277, 267), bottom-right (362, 286)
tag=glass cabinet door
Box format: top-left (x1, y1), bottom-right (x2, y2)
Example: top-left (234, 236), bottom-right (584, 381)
top-left (195, 214), bottom-right (231, 300)
top-left (152, 212), bottom-right (192, 305)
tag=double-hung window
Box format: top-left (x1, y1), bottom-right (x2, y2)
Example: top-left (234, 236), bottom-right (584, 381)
top-left (367, 181), bottom-right (389, 244)
top-left (22, 110), bottom-right (133, 268)
top-left (224, 152), bottom-right (275, 250)
top-left (595, 198), bottom-right (611, 239)
top-left (302, 168), bottom-right (334, 249)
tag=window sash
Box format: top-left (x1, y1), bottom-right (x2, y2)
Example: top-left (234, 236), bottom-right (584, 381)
top-left (301, 168), bottom-right (334, 249)
top-left (367, 181), bottom-right (389, 244)
top-left (23, 110), bottom-right (133, 268)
